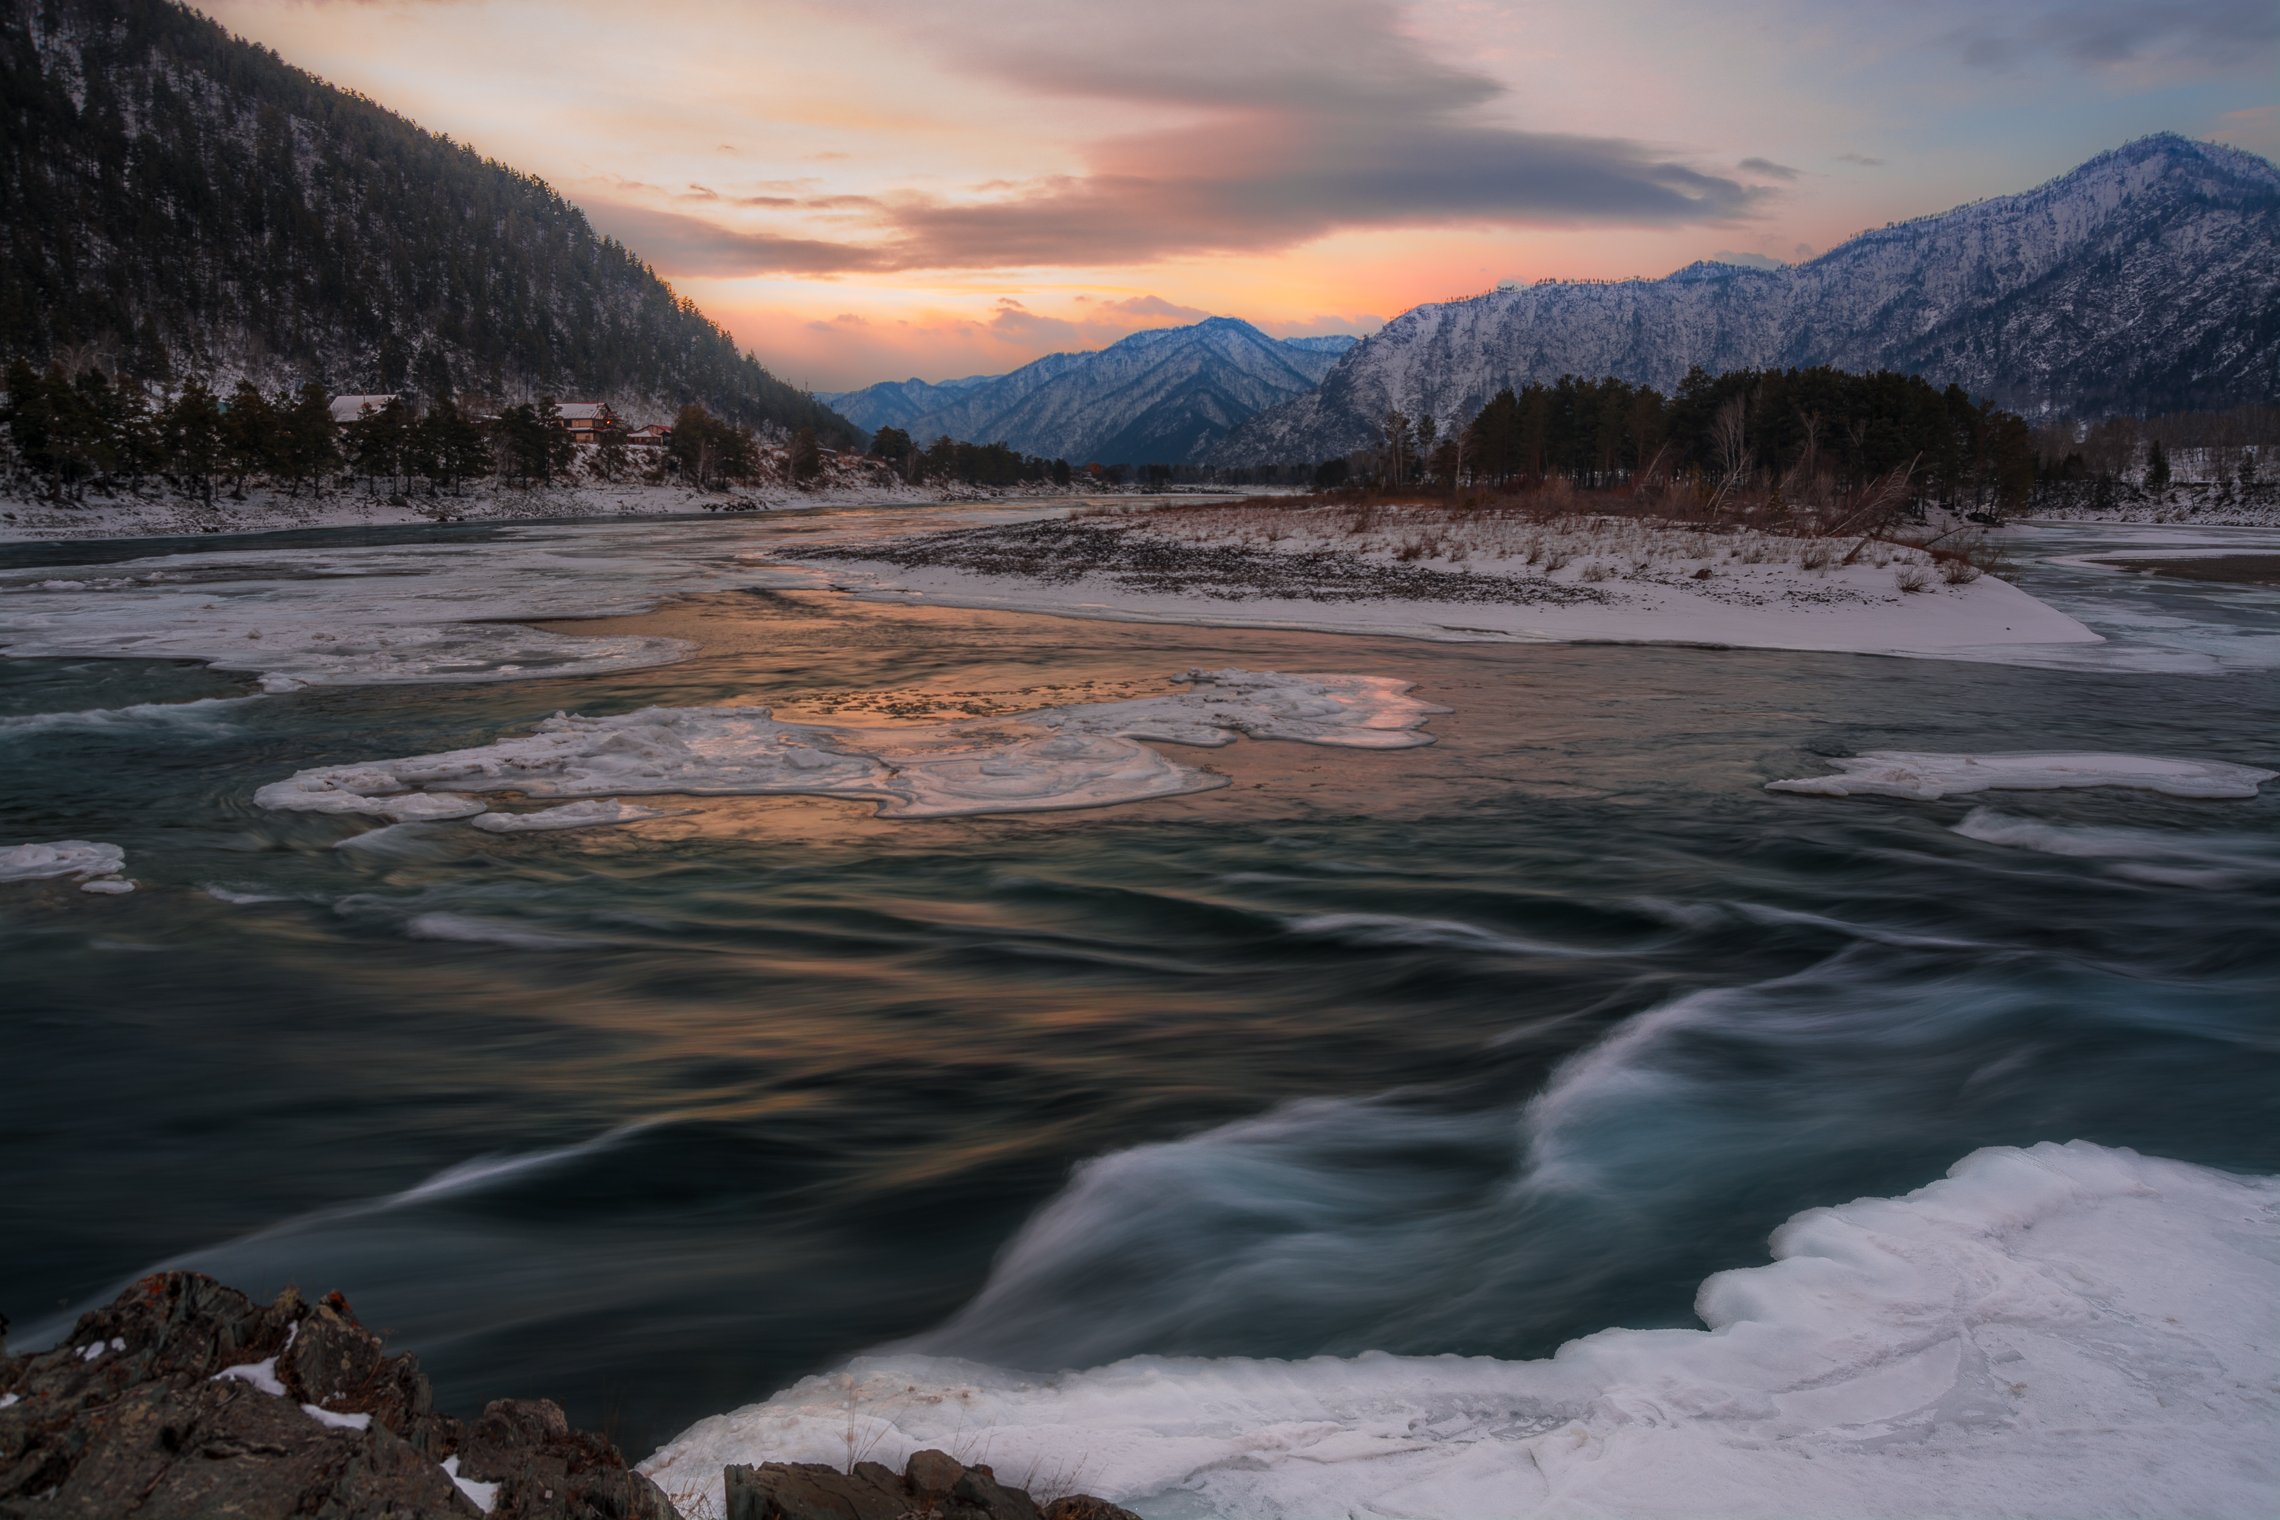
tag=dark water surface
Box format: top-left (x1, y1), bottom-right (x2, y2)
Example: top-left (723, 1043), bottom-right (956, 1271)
top-left (3, 519), bottom-right (2277, 1459)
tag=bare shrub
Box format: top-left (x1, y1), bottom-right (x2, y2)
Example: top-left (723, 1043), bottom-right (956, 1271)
top-left (1894, 562), bottom-right (1932, 592)
top-left (1798, 539), bottom-right (1835, 571)
top-left (1939, 555), bottom-right (1982, 584)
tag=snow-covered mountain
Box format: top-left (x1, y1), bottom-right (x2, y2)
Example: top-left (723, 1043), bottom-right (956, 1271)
top-left (1215, 135), bottom-right (2280, 465)
top-left (823, 320), bottom-right (1358, 465)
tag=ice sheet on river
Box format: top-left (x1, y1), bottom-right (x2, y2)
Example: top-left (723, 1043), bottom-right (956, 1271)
top-left (642, 1140), bottom-right (2280, 1520)
top-left (0, 532), bottom-right (718, 688)
top-left (0, 840), bottom-right (133, 893)
top-left (253, 671), bottom-right (1441, 822)
top-left (1767, 750), bottom-right (2273, 800)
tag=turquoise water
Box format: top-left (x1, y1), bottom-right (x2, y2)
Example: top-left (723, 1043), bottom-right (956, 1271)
top-left (2, 512), bottom-right (2276, 1459)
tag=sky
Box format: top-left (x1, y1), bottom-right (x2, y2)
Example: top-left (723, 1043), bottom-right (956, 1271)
top-left (196, 0), bottom-right (2277, 393)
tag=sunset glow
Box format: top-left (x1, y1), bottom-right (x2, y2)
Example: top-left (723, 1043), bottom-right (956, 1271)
top-left (190, 0), bottom-right (2280, 388)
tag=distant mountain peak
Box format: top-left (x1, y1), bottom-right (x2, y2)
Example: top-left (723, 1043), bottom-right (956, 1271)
top-left (1215, 135), bottom-right (2280, 464)
top-left (826, 319), bottom-right (1355, 465)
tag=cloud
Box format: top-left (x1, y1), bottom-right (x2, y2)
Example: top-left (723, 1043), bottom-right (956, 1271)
top-left (1704, 249), bottom-right (1787, 269)
top-left (1075, 294), bottom-right (1214, 320)
top-left (581, 200), bottom-right (893, 275)
top-left (605, 0), bottom-right (1759, 278)
top-left (1834, 152), bottom-right (1886, 167)
top-left (1738, 157), bottom-right (1802, 180)
top-left (1272, 312), bottom-right (1385, 339)
top-left (1940, 0), bottom-right (2280, 69)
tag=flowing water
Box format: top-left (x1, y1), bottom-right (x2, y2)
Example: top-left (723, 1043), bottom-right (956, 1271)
top-left (2, 508), bottom-right (2276, 1473)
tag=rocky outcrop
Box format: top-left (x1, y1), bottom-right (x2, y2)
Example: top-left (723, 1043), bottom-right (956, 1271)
top-left (724, 1450), bottom-right (1139, 1520)
top-left (0, 1272), bottom-right (677, 1519)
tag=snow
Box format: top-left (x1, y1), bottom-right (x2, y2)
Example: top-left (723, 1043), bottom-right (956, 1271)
top-left (1766, 751), bottom-right (2274, 801)
top-left (466, 798), bottom-right (672, 833)
top-left (0, 504), bottom-right (1088, 691)
top-left (803, 511), bottom-right (2102, 663)
top-left (640, 1141), bottom-right (2280, 1520)
top-left (300, 1403), bottom-right (372, 1431)
top-left (211, 1357), bottom-right (286, 1397)
top-left (825, 318), bottom-right (1349, 466)
top-left (253, 670), bottom-right (1442, 824)
top-left (0, 840), bottom-right (133, 894)
top-left (0, 478), bottom-right (1076, 547)
top-left (1215, 135), bottom-right (2280, 462)
top-left (440, 1456), bottom-right (499, 1513)
top-left (0, 1394), bottom-right (18, 1410)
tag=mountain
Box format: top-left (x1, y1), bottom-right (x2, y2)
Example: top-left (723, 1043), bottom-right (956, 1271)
top-left (1216, 135), bottom-right (2280, 465)
top-left (820, 374), bottom-right (997, 434)
top-left (823, 320), bottom-right (1359, 465)
top-left (0, 0), bottom-right (855, 440)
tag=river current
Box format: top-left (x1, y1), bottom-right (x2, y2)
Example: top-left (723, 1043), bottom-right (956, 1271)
top-left (2, 507), bottom-right (2276, 1477)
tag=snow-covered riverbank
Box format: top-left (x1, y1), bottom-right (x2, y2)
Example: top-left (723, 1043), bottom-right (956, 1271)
top-left (785, 505), bottom-right (2101, 663)
top-left (0, 478), bottom-right (1105, 545)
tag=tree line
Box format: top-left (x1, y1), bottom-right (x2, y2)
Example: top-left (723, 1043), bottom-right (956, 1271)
top-left (0, 360), bottom-right (835, 503)
top-left (1334, 367), bottom-right (2040, 512)
top-left (865, 426), bottom-right (1072, 488)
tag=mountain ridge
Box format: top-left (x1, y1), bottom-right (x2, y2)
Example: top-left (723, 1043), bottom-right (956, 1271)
top-left (825, 319), bottom-right (1359, 465)
top-left (1214, 134), bottom-right (2280, 465)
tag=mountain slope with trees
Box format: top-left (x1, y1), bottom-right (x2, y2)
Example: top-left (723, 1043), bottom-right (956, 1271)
top-left (1217, 135), bottom-right (2280, 466)
top-left (0, 0), bottom-right (853, 441)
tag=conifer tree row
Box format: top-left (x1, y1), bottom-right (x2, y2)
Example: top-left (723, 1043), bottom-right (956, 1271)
top-left (1385, 367), bottom-right (2040, 511)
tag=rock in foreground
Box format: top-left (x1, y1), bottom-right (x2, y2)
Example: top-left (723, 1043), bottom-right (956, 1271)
top-left (725, 1449), bottom-right (1139, 1520)
top-left (0, 1272), bottom-right (676, 1519)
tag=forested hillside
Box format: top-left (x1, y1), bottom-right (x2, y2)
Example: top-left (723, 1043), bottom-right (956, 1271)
top-left (0, 0), bottom-right (854, 440)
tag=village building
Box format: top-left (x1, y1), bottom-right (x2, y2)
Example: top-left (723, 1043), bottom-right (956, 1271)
top-left (328, 394), bottom-right (404, 428)
top-left (550, 402), bottom-right (617, 439)
top-left (624, 422), bottom-right (673, 448)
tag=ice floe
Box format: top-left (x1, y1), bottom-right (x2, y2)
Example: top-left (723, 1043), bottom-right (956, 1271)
top-left (1766, 750), bottom-right (2274, 800)
top-left (402, 913), bottom-right (585, 951)
top-left (641, 1140), bottom-right (2280, 1520)
top-left (466, 799), bottom-right (673, 833)
top-left (253, 670), bottom-right (1441, 823)
top-left (1952, 807), bottom-right (2280, 889)
top-left (0, 840), bottom-right (134, 893)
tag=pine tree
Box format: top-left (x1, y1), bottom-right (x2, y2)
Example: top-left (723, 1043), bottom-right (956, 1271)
top-left (2145, 437), bottom-right (2171, 491)
top-left (162, 379), bottom-right (226, 504)
top-left (221, 381), bottom-right (276, 495)
top-left (277, 382), bottom-right (342, 497)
